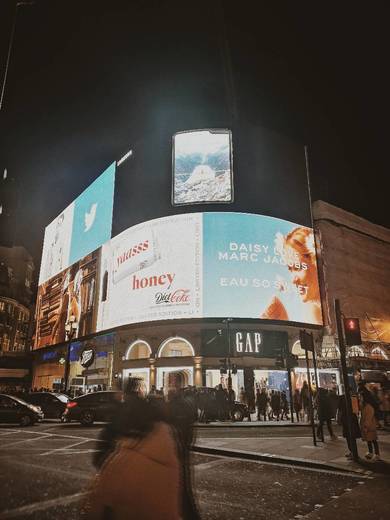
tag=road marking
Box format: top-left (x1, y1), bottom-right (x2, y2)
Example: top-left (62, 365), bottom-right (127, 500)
top-left (40, 438), bottom-right (91, 456)
top-left (0, 428), bottom-right (103, 442)
top-left (0, 434), bottom-right (52, 449)
top-left (4, 458), bottom-right (93, 480)
top-left (0, 492), bottom-right (88, 519)
top-left (194, 458), bottom-right (234, 471)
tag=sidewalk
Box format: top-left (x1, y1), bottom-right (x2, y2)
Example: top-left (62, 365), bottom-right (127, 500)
top-left (194, 429), bottom-right (390, 475)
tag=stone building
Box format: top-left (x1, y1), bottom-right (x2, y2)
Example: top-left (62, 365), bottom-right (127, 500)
top-left (313, 200), bottom-right (390, 380)
top-left (0, 245), bottom-right (34, 390)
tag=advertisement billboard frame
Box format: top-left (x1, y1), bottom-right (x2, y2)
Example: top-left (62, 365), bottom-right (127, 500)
top-left (171, 128), bottom-right (234, 207)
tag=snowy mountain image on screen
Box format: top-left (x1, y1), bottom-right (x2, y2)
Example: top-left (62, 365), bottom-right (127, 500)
top-left (173, 130), bottom-right (232, 204)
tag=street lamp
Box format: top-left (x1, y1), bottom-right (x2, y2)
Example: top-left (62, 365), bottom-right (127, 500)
top-left (222, 318), bottom-right (233, 388)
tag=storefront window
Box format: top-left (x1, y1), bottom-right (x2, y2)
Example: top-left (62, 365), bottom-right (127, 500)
top-left (125, 340), bottom-right (151, 360)
top-left (158, 337), bottom-right (194, 357)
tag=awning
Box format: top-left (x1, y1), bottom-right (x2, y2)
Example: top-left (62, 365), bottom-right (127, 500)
top-left (0, 369), bottom-right (29, 378)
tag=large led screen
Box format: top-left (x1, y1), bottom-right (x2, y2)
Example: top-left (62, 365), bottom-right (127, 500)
top-left (38, 162), bottom-right (116, 285)
top-left (34, 249), bottom-right (101, 348)
top-left (203, 213), bottom-right (322, 325)
top-left (34, 212), bottom-right (322, 349)
top-left (97, 213), bottom-right (203, 330)
top-left (172, 129), bottom-right (233, 205)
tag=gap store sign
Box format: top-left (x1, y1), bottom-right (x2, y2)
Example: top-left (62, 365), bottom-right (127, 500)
top-left (233, 329), bottom-right (287, 357)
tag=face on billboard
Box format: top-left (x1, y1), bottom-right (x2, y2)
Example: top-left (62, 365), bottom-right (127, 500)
top-left (34, 249), bottom-right (101, 349)
top-left (97, 213), bottom-right (203, 331)
top-left (203, 213), bottom-right (322, 325)
top-left (172, 129), bottom-right (233, 205)
top-left (39, 162), bottom-right (115, 285)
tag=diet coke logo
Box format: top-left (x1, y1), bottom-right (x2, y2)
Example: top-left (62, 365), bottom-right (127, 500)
top-left (155, 289), bottom-right (190, 305)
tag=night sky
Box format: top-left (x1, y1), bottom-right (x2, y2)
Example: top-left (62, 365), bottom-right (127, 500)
top-left (0, 0), bottom-right (388, 272)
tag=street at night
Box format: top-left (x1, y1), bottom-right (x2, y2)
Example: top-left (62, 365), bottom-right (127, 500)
top-left (1, 1), bottom-right (390, 519)
top-left (1, 422), bottom-right (388, 520)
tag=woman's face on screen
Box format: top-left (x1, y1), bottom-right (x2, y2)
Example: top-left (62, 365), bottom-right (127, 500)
top-left (284, 245), bottom-right (318, 303)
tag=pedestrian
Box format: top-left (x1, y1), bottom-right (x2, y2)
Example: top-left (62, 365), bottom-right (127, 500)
top-left (85, 377), bottom-right (183, 519)
top-left (216, 384), bottom-right (228, 421)
top-left (338, 394), bottom-right (361, 459)
top-left (316, 388), bottom-right (337, 440)
top-left (227, 385), bottom-right (236, 420)
top-left (256, 388), bottom-right (268, 421)
top-left (301, 381), bottom-right (310, 422)
top-left (271, 390), bottom-right (281, 421)
top-left (293, 388), bottom-right (302, 422)
top-left (280, 391), bottom-right (289, 420)
top-left (359, 386), bottom-right (381, 461)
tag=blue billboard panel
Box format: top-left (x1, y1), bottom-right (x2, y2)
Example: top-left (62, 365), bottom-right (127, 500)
top-left (203, 212), bottom-right (322, 325)
top-left (69, 162), bottom-right (115, 265)
top-left (39, 162), bottom-right (115, 284)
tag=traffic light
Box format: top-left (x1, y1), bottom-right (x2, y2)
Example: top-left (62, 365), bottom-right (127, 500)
top-left (299, 329), bottom-right (314, 352)
top-left (343, 318), bottom-right (362, 346)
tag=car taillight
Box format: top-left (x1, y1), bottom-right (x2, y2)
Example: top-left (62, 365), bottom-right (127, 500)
top-left (67, 402), bottom-right (78, 409)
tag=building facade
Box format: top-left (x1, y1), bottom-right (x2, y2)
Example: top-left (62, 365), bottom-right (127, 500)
top-left (313, 200), bottom-right (390, 383)
top-left (0, 245), bottom-right (34, 390)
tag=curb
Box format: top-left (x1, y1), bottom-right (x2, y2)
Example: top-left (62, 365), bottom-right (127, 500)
top-left (192, 444), bottom-right (372, 476)
top-left (195, 422), bottom-right (310, 428)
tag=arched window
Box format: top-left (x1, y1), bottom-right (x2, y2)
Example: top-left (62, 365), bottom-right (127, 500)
top-left (347, 345), bottom-right (365, 357)
top-left (158, 337), bottom-right (195, 358)
top-left (371, 347), bottom-right (389, 360)
top-left (125, 340), bottom-right (152, 360)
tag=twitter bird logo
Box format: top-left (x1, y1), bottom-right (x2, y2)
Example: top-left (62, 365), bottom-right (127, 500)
top-left (84, 202), bottom-right (98, 232)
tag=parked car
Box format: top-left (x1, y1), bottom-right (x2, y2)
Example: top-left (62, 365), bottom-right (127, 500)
top-left (21, 392), bottom-right (69, 419)
top-left (62, 391), bottom-right (123, 425)
top-left (0, 394), bottom-right (44, 426)
top-left (196, 387), bottom-right (248, 422)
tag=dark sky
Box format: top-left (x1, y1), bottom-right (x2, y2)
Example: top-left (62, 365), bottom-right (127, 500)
top-left (1, 0), bottom-right (388, 270)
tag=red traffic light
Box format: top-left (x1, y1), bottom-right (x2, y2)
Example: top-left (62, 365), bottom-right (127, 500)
top-left (343, 318), bottom-right (362, 346)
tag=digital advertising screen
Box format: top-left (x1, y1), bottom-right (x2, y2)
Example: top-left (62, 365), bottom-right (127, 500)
top-left (172, 129), bottom-right (233, 206)
top-left (34, 249), bottom-right (101, 349)
top-left (34, 212), bottom-right (322, 349)
top-left (203, 213), bottom-right (323, 325)
top-left (38, 162), bottom-right (116, 285)
top-left (97, 213), bottom-right (203, 331)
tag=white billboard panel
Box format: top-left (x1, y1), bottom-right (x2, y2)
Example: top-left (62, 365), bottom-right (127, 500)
top-left (97, 213), bottom-right (203, 330)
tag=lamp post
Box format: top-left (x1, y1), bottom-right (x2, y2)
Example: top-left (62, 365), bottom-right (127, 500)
top-left (222, 318), bottom-right (233, 388)
top-left (63, 315), bottom-right (78, 392)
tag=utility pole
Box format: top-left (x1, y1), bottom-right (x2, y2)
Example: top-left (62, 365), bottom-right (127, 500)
top-left (334, 299), bottom-right (359, 461)
top-left (1, 2), bottom-right (35, 112)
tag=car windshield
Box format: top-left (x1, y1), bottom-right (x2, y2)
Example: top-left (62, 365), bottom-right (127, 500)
top-left (54, 394), bottom-right (69, 403)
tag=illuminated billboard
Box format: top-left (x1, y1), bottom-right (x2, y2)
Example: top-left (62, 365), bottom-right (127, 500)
top-left (172, 129), bottom-right (233, 205)
top-left (34, 249), bottom-right (101, 348)
top-left (34, 212), bottom-right (322, 349)
top-left (203, 213), bottom-right (322, 325)
top-left (39, 162), bottom-right (116, 284)
top-left (97, 213), bottom-right (203, 330)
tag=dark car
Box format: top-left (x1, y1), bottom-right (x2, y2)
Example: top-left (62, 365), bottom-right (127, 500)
top-left (0, 394), bottom-right (44, 426)
top-left (21, 392), bottom-right (69, 419)
top-left (62, 391), bottom-right (123, 425)
top-left (196, 387), bottom-right (248, 422)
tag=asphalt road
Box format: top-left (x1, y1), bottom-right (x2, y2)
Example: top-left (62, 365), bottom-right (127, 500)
top-left (0, 422), bottom-right (387, 520)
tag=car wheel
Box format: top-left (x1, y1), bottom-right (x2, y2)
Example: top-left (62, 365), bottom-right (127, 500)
top-left (232, 409), bottom-right (244, 422)
top-left (20, 415), bottom-right (32, 427)
top-left (60, 414), bottom-right (70, 423)
top-left (80, 410), bottom-right (94, 426)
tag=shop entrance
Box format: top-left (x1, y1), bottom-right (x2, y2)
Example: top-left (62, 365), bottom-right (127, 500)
top-left (156, 367), bottom-right (193, 396)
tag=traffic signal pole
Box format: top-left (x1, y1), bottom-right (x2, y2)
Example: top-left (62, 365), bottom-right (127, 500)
top-left (334, 299), bottom-right (359, 461)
